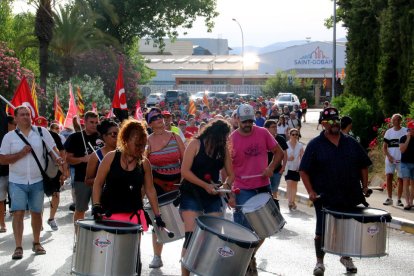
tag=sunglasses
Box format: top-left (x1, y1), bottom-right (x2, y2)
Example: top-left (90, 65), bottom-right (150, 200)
top-left (149, 114), bottom-right (163, 123)
top-left (322, 119), bottom-right (339, 125)
top-left (290, 133), bottom-right (299, 136)
top-left (106, 131), bottom-right (118, 138)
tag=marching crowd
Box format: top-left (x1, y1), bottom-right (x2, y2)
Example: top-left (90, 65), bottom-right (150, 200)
top-left (0, 94), bottom-right (413, 276)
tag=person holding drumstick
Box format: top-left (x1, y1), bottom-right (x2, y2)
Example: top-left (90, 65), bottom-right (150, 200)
top-left (228, 104), bottom-right (283, 273)
top-left (299, 107), bottom-right (372, 276)
top-left (179, 118), bottom-right (234, 276)
top-left (145, 107), bottom-right (185, 269)
top-left (92, 119), bottom-right (165, 275)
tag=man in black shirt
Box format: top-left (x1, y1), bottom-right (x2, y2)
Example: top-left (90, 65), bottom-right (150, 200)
top-left (400, 121), bottom-right (414, 210)
top-left (64, 111), bottom-right (100, 228)
top-left (299, 107), bottom-right (372, 276)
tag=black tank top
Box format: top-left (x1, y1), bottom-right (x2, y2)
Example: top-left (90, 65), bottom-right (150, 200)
top-left (101, 150), bottom-right (144, 213)
top-left (183, 138), bottom-right (225, 198)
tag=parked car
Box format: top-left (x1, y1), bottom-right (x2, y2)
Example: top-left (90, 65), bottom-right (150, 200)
top-left (146, 93), bottom-right (165, 106)
top-left (215, 91), bottom-right (236, 100)
top-left (273, 92), bottom-right (300, 111)
top-left (190, 91), bottom-right (216, 101)
top-left (165, 90), bottom-right (190, 104)
top-left (237, 93), bottom-right (256, 101)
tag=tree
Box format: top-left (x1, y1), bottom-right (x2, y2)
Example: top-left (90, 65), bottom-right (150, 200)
top-left (49, 3), bottom-right (119, 80)
top-left (79, 0), bottom-right (219, 47)
top-left (34, 0), bottom-right (54, 113)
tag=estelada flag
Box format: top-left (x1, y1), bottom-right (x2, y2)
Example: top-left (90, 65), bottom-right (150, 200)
top-left (31, 80), bottom-right (39, 115)
top-left (10, 76), bottom-right (38, 119)
top-left (112, 64), bottom-right (128, 110)
top-left (134, 100), bottom-right (143, 121)
top-left (202, 91), bottom-right (209, 109)
top-left (76, 86), bottom-right (85, 116)
top-left (188, 99), bottom-right (196, 115)
top-left (53, 91), bottom-right (65, 126)
top-left (63, 83), bottom-right (78, 129)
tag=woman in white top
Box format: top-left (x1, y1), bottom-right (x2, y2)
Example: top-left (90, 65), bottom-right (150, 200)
top-left (277, 116), bottom-right (289, 139)
top-left (285, 128), bottom-right (304, 210)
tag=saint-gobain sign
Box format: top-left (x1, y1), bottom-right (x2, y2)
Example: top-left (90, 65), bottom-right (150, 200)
top-left (294, 46), bottom-right (333, 66)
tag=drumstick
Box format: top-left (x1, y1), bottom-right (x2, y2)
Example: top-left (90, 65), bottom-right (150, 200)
top-left (162, 227), bottom-right (175, 238)
top-left (216, 188), bottom-right (241, 194)
top-left (240, 174), bottom-right (263, 180)
top-left (88, 142), bottom-right (102, 162)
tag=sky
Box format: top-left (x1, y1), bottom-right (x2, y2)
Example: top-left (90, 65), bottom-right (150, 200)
top-left (12, 0), bottom-right (347, 48)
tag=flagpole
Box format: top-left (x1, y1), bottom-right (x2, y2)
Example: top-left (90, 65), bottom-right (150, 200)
top-left (0, 94), bottom-right (16, 109)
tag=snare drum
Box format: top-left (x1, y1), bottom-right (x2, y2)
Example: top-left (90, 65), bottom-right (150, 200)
top-left (323, 207), bottom-right (392, 257)
top-left (182, 216), bottom-right (260, 276)
top-left (72, 219), bottom-right (142, 276)
top-left (242, 193), bottom-right (286, 238)
top-left (144, 190), bottom-right (185, 243)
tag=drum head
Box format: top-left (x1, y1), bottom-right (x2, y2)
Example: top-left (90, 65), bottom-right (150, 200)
top-left (144, 190), bottom-right (179, 210)
top-left (196, 216), bottom-right (259, 248)
top-left (242, 193), bottom-right (271, 213)
top-left (324, 207), bottom-right (392, 223)
top-left (76, 219), bottom-right (142, 234)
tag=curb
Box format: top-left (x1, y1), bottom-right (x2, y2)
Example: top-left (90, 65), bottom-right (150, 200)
top-left (278, 187), bottom-right (414, 234)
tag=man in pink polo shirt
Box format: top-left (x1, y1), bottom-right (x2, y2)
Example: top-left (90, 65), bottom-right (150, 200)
top-left (229, 103), bottom-right (283, 273)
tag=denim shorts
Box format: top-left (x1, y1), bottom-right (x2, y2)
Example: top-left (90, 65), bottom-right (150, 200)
top-left (0, 176), bottom-right (8, 201)
top-left (269, 172), bottom-right (282, 193)
top-left (400, 162), bottom-right (414, 180)
top-left (74, 181), bottom-right (92, 212)
top-left (180, 193), bottom-right (222, 213)
top-left (9, 181), bottom-right (44, 213)
top-left (385, 161), bottom-right (401, 177)
top-left (233, 186), bottom-right (271, 230)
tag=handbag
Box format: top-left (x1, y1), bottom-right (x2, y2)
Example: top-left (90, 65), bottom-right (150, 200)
top-left (14, 129), bottom-right (56, 196)
top-left (37, 127), bottom-right (59, 178)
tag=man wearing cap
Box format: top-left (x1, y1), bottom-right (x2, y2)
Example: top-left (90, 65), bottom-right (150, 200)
top-left (228, 104), bottom-right (283, 273)
top-left (162, 111), bottom-right (186, 142)
top-left (299, 107), bottom-right (372, 276)
top-left (399, 121), bottom-right (414, 210)
top-left (0, 106), bottom-right (64, 259)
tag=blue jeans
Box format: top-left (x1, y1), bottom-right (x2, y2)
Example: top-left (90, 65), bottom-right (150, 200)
top-left (9, 181), bottom-right (44, 213)
top-left (269, 172), bottom-right (282, 193)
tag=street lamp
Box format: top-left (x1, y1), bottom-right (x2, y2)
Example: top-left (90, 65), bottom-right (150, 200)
top-left (332, 0), bottom-right (336, 99)
top-left (232, 18), bottom-right (245, 86)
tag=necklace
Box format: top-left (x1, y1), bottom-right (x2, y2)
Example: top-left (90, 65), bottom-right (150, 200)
top-left (122, 154), bottom-right (135, 166)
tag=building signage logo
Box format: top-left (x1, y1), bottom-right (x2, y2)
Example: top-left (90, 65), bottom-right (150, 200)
top-left (294, 46), bottom-right (333, 66)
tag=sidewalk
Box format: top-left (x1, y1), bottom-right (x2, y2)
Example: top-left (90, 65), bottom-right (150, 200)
top-left (278, 112), bottom-right (414, 234)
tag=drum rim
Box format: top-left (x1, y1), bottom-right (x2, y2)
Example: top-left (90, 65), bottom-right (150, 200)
top-left (323, 207), bottom-right (391, 217)
top-left (196, 215), bottom-right (260, 248)
top-left (323, 207), bottom-right (392, 223)
top-left (144, 190), bottom-right (180, 209)
top-left (76, 219), bottom-right (142, 234)
top-left (242, 193), bottom-right (271, 213)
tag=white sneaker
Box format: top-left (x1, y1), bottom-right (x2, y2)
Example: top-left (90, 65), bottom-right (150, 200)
top-left (149, 255), bottom-right (163, 268)
top-left (340, 256), bottom-right (357, 273)
top-left (383, 198), bottom-right (393, 206)
top-left (313, 262), bottom-right (325, 276)
top-left (47, 219), bottom-right (58, 231)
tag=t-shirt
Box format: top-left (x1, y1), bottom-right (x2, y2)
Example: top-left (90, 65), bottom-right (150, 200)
top-left (268, 135), bottom-right (288, 173)
top-left (286, 141), bottom-right (303, 171)
top-left (184, 126), bottom-right (198, 139)
top-left (255, 117), bottom-right (266, 127)
top-left (64, 131), bottom-right (100, 182)
top-left (400, 135), bottom-right (414, 163)
top-left (230, 126), bottom-right (278, 189)
top-left (384, 127), bottom-right (407, 161)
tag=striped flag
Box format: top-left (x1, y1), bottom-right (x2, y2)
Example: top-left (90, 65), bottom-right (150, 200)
top-left (188, 99), bottom-right (196, 115)
top-left (76, 86), bottom-right (85, 116)
top-left (202, 91), bottom-right (209, 109)
top-left (63, 83), bottom-right (78, 129)
top-left (31, 80), bottom-right (39, 115)
top-left (53, 91), bottom-right (65, 126)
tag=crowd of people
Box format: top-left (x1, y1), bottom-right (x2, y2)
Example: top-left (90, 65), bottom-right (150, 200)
top-left (0, 95), bottom-right (413, 275)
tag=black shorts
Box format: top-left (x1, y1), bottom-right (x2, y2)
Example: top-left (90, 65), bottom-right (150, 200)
top-left (285, 170), bottom-right (300, 182)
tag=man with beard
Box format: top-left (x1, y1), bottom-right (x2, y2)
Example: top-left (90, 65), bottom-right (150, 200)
top-left (229, 104), bottom-right (283, 274)
top-left (299, 107), bottom-right (372, 276)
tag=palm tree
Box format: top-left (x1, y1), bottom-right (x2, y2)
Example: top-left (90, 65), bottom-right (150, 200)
top-left (34, 0), bottom-right (54, 113)
top-left (50, 4), bottom-right (119, 80)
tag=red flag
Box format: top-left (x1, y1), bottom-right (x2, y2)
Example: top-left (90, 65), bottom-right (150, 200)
top-left (91, 102), bottom-right (97, 113)
top-left (53, 92), bottom-right (65, 126)
top-left (112, 64), bottom-right (128, 110)
top-left (134, 100), bottom-right (143, 121)
top-left (63, 83), bottom-right (78, 129)
top-left (10, 76), bottom-right (38, 119)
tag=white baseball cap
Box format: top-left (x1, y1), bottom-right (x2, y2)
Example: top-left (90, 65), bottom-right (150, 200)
top-left (237, 104), bottom-right (255, 122)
